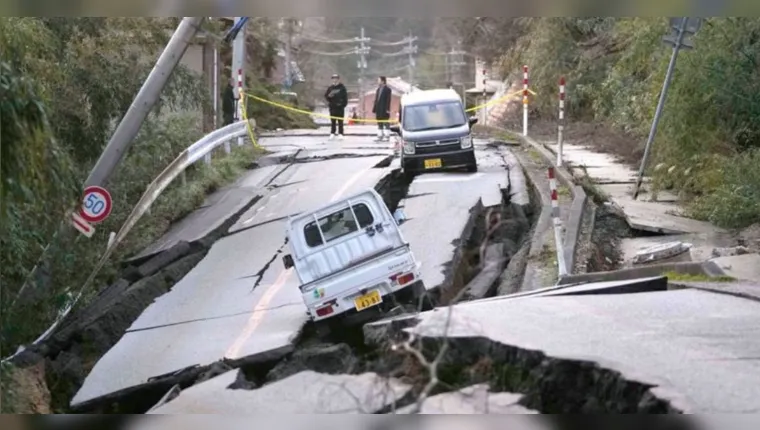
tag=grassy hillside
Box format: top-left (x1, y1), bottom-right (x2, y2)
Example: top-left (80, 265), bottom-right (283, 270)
top-left (489, 17), bottom-right (760, 228)
top-left (0, 17), bottom-right (308, 359)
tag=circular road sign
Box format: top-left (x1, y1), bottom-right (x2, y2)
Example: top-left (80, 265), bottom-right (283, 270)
top-left (79, 185), bottom-right (113, 223)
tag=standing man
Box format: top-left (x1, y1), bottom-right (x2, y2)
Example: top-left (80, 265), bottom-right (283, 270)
top-left (325, 73), bottom-right (348, 140)
top-left (372, 76), bottom-right (392, 142)
top-left (222, 77), bottom-right (235, 126)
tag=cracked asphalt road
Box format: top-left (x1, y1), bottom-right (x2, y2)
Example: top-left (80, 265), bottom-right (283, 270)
top-left (72, 133), bottom-right (515, 408)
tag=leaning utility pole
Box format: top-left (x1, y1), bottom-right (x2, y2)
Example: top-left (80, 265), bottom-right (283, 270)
top-left (231, 16), bottom-right (247, 149)
top-left (355, 27), bottom-right (370, 117)
top-left (85, 17), bottom-right (203, 188)
top-left (14, 17), bottom-right (204, 314)
top-left (632, 17), bottom-right (701, 200)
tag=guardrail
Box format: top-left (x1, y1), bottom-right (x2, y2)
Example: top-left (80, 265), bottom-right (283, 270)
top-left (3, 119), bottom-right (255, 362)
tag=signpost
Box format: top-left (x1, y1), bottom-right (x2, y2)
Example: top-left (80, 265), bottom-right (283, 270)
top-left (71, 185), bottom-right (113, 238)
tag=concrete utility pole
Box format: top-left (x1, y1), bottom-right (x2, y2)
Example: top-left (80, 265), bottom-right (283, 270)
top-left (406, 30), bottom-right (418, 89)
top-left (231, 16), bottom-right (247, 148)
top-left (449, 40), bottom-right (466, 99)
top-left (84, 17), bottom-right (203, 188)
top-left (201, 28), bottom-right (216, 134)
top-left (355, 27), bottom-right (370, 118)
top-left (633, 17), bottom-right (696, 200)
top-left (283, 18), bottom-right (293, 91)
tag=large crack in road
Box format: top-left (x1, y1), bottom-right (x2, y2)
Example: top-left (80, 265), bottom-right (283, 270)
top-left (122, 144), bottom-right (545, 414)
top-left (18, 135), bottom-right (722, 415)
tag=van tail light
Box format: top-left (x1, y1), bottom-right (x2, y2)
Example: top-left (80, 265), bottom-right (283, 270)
top-left (316, 304), bottom-right (333, 317)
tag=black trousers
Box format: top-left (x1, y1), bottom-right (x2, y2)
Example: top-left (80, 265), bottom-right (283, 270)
top-left (376, 114), bottom-right (390, 130)
top-left (329, 107), bottom-right (345, 134)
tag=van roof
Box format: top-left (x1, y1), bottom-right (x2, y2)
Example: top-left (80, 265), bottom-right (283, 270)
top-left (401, 88), bottom-right (461, 106)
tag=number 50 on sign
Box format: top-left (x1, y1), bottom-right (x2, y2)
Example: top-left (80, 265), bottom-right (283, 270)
top-left (79, 185), bottom-right (113, 224)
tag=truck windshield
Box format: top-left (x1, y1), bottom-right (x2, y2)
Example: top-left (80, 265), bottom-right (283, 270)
top-left (402, 101), bottom-right (466, 132)
top-left (304, 203), bottom-right (374, 248)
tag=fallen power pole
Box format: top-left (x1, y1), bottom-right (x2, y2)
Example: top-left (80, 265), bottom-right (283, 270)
top-left (10, 17), bottom-right (204, 323)
top-left (85, 17), bottom-right (204, 188)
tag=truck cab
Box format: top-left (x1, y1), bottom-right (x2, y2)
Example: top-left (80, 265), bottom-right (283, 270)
top-left (390, 89), bottom-right (479, 178)
top-left (281, 188), bottom-right (424, 328)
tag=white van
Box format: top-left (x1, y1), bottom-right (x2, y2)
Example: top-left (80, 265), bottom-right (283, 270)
top-left (282, 188), bottom-right (424, 327)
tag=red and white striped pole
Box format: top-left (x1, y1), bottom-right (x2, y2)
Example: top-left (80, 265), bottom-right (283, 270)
top-left (522, 65), bottom-right (529, 136)
top-left (557, 76), bottom-right (566, 167)
top-left (548, 167), bottom-right (568, 276)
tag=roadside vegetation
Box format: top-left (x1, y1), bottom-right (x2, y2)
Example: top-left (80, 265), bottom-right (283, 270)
top-left (445, 17), bottom-right (760, 229)
top-left (0, 17), bottom-right (308, 364)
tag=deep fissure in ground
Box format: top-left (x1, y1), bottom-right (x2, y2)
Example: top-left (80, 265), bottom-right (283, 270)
top-left (28, 152), bottom-right (677, 414)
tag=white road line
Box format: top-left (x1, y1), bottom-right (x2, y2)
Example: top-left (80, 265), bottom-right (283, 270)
top-left (242, 206), bottom-right (266, 225)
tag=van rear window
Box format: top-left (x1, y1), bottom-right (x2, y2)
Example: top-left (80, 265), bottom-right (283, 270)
top-left (304, 203), bottom-right (375, 248)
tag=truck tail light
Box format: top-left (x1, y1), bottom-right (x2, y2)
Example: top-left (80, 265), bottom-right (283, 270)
top-left (398, 273), bottom-right (415, 285)
top-left (316, 304), bottom-right (333, 317)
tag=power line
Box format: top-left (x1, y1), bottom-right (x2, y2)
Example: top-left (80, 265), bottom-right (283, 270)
top-left (370, 38), bottom-right (411, 47)
top-left (301, 47), bottom-right (358, 56)
top-left (300, 35), bottom-right (358, 44)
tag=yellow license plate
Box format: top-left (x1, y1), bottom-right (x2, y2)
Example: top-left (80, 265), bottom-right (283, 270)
top-left (424, 158), bottom-right (442, 169)
top-left (354, 290), bottom-right (382, 311)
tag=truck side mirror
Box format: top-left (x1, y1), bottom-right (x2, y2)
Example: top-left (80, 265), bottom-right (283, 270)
top-left (389, 124), bottom-right (401, 135)
top-left (282, 254), bottom-right (294, 269)
top-left (468, 117), bottom-right (478, 128)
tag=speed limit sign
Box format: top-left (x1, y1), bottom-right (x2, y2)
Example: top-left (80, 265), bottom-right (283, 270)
top-left (79, 185), bottom-right (113, 224)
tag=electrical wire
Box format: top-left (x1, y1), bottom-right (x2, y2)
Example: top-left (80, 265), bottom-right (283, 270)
top-left (376, 47), bottom-right (411, 57)
top-left (369, 38), bottom-right (413, 47)
top-left (299, 35), bottom-right (359, 44)
top-left (300, 47), bottom-right (358, 56)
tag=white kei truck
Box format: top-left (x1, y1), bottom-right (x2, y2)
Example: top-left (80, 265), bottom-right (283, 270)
top-left (281, 188), bottom-right (425, 329)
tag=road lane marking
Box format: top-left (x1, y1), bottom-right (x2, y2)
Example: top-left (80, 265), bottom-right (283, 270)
top-left (225, 164), bottom-right (375, 359)
top-left (241, 206), bottom-right (266, 225)
top-left (329, 168), bottom-right (369, 202)
top-left (225, 268), bottom-right (293, 359)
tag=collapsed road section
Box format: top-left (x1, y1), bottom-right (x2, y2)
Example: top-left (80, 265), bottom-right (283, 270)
top-left (131, 141), bottom-right (543, 414)
top-left (66, 151), bottom-right (399, 412)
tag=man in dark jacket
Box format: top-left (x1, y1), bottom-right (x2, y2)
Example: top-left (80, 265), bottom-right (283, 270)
top-left (222, 78), bottom-right (235, 126)
top-left (324, 74), bottom-right (348, 140)
top-left (372, 76), bottom-right (392, 141)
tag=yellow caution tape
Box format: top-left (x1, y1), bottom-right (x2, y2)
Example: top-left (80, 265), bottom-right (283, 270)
top-left (241, 86), bottom-right (538, 124)
top-left (240, 92), bottom-right (260, 148)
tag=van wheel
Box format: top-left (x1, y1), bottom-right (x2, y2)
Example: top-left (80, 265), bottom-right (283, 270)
top-left (403, 169), bottom-right (415, 182)
top-left (466, 163), bottom-right (478, 173)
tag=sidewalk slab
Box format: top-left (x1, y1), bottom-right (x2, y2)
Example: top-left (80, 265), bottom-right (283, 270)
top-left (149, 370), bottom-right (411, 414)
top-left (709, 253), bottom-right (760, 281)
top-left (543, 141), bottom-right (722, 235)
top-left (611, 198), bottom-right (721, 234)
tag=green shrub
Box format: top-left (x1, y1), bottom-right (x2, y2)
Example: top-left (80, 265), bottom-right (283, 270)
top-left (491, 17), bottom-right (760, 228)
